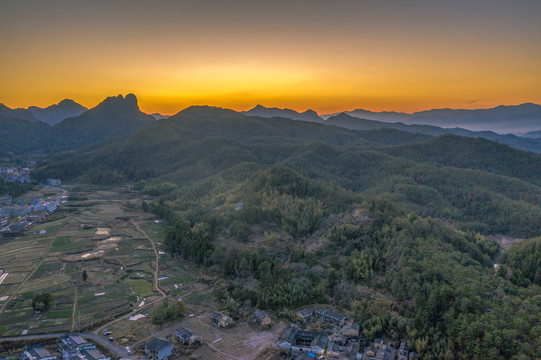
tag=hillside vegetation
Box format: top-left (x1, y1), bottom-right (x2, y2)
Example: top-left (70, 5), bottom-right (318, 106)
top-left (32, 106), bottom-right (541, 359)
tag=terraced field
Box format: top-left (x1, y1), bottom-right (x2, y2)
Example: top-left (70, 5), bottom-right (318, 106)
top-left (0, 185), bottom-right (195, 336)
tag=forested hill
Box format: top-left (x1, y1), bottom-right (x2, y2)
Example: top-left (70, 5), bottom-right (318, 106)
top-left (326, 112), bottom-right (541, 153)
top-left (32, 105), bottom-right (541, 358)
top-left (50, 94), bottom-right (154, 150)
top-left (0, 94), bottom-right (154, 156)
top-left (34, 106), bottom-right (541, 238)
top-left (0, 114), bottom-right (52, 156)
top-left (381, 134), bottom-right (541, 186)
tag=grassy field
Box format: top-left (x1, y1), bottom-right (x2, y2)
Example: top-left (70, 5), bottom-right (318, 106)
top-left (0, 185), bottom-right (196, 336)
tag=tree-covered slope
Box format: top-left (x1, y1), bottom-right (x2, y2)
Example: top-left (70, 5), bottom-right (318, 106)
top-left (51, 93), bottom-right (154, 150)
top-left (32, 107), bottom-right (541, 359)
top-left (381, 134), bottom-right (541, 185)
top-left (0, 114), bottom-right (52, 156)
top-left (34, 109), bottom-right (541, 238)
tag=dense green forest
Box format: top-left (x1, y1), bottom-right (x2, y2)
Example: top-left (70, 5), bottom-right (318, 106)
top-left (0, 178), bottom-right (33, 197)
top-left (144, 167), bottom-right (540, 359)
top-left (499, 238), bottom-right (541, 287)
top-left (34, 107), bottom-right (541, 238)
top-left (31, 106), bottom-right (541, 358)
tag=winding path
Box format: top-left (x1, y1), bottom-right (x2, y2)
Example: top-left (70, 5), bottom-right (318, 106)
top-left (130, 219), bottom-right (165, 297)
top-left (93, 219), bottom-right (167, 334)
top-left (70, 287), bottom-right (78, 332)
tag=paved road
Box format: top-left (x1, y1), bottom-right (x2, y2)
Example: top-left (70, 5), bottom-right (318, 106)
top-left (0, 333), bottom-right (132, 359)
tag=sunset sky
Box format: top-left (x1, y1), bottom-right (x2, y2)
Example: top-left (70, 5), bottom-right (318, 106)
top-left (1, 0), bottom-right (540, 115)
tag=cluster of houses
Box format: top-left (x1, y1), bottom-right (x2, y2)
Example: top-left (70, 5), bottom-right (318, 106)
top-left (0, 167), bottom-right (30, 183)
top-left (0, 192), bottom-right (63, 237)
top-left (280, 307), bottom-right (360, 359)
top-left (360, 339), bottom-right (417, 360)
top-left (280, 307), bottom-right (417, 360)
top-left (18, 334), bottom-right (109, 360)
top-left (143, 309), bottom-right (270, 360)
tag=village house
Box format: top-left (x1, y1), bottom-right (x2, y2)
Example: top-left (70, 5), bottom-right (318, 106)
top-left (27, 210), bottom-right (48, 222)
top-left (0, 167), bottom-right (30, 183)
top-left (58, 334), bottom-right (95, 359)
top-left (0, 207), bottom-right (13, 217)
top-left (296, 308), bottom-right (314, 323)
top-left (363, 339), bottom-right (396, 360)
top-left (175, 327), bottom-right (200, 346)
top-left (12, 204), bottom-right (32, 217)
top-left (79, 348), bottom-right (109, 360)
top-left (28, 198), bottom-right (42, 206)
top-left (47, 179), bottom-right (61, 186)
top-left (339, 320), bottom-right (361, 340)
top-left (3, 222), bottom-right (31, 237)
top-left (397, 340), bottom-right (409, 360)
top-left (0, 195), bottom-right (12, 205)
top-left (326, 338), bottom-right (360, 359)
top-left (326, 326), bottom-right (362, 359)
top-left (145, 338), bottom-right (174, 360)
top-left (253, 309), bottom-right (272, 328)
top-left (20, 344), bottom-right (57, 360)
top-left (314, 307), bottom-right (346, 326)
top-left (279, 325), bottom-right (328, 357)
top-left (211, 312), bottom-right (233, 328)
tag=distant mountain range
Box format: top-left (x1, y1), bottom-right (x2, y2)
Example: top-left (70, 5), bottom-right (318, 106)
top-left (28, 99), bottom-right (88, 125)
top-left (325, 113), bottom-right (541, 153)
top-left (243, 105), bottom-right (323, 123)
top-left (524, 130), bottom-right (541, 139)
top-left (3, 99), bottom-right (540, 134)
top-left (150, 113), bottom-right (169, 120)
top-left (2, 97), bottom-right (541, 156)
top-left (0, 94), bottom-right (153, 155)
top-left (0, 99), bottom-right (87, 125)
top-left (323, 103), bottom-right (541, 134)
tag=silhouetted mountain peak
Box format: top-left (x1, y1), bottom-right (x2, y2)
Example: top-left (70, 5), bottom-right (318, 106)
top-left (174, 105), bottom-right (244, 119)
top-left (25, 99), bottom-right (88, 125)
top-left (125, 93), bottom-right (138, 106)
top-left (0, 103), bottom-right (38, 122)
top-left (57, 99), bottom-right (79, 106)
top-left (95, 93), bottom-right (140, 113)
top-left (302, 109), bottom-right (319, 117)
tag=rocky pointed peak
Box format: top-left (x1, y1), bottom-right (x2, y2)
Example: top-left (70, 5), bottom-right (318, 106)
top-left (95, 93), bottom-right (140, 112)
top-left (125, 93), bottom-right (138, 107)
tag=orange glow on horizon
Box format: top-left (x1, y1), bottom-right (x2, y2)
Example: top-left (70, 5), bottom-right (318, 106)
top-left (1, 1), bottom-right (540, 115)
